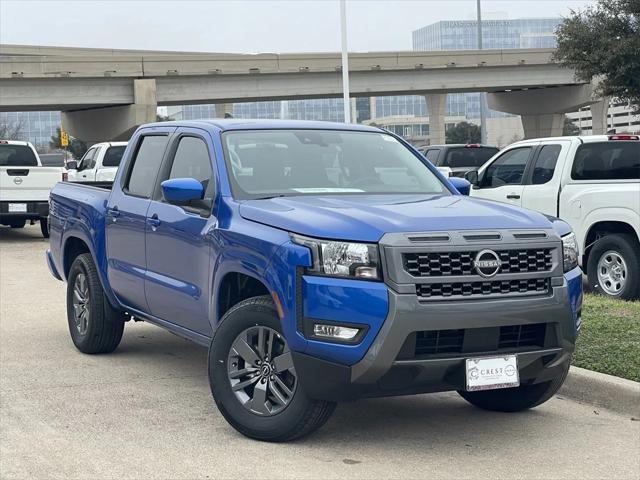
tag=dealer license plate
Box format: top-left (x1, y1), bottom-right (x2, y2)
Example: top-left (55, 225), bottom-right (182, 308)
top-left (465, 355), bottom-right (519, 391)
top-left (8, 203), bottom-right (27, 213)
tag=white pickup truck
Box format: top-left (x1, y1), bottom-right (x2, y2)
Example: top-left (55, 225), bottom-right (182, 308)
top-left (66, 142), bottom-right (127, 183)
top-left (467, 134), bottom-right (640, 300)
top-left (0, 140), bottom-right (65, 238)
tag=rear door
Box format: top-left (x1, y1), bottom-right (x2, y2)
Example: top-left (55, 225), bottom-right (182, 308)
top-left (144, 128), bottom-right (217, 336)
top-left (97, 144), bottom-right (127, 182)
top-left (106, 129), bottom-right (174, 312)
top-left (471, 145), bottom-right (536, 207)
top-left (521, 141), bottom-right (570, 217)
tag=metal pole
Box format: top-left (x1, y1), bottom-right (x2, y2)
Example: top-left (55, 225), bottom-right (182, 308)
top-left (477, 0), bottom-right (487, 144)
top-left (340, 0), bottom-right (351, 123)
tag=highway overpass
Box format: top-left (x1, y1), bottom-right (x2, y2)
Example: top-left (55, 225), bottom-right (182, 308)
top-left (0, 44), bottom-right (607, 142)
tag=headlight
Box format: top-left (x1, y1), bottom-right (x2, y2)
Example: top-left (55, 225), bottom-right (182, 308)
top-left (562, 232), bottom-right (579, 272)
top-left (291, 234), bottom-right (381, 280)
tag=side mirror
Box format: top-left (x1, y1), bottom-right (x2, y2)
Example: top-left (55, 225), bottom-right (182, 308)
top-left (449, 177), bottom-right (471, 196)
top-left (161, 177), bottom-right (204, 205)
top-left (464, 170), bottom-right (479, 186)
top-left (66, 160), bottom-right (78, 170)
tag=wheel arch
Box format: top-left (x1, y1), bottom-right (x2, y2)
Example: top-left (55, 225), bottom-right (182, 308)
top-left (215, 271), bottom-right (272, 325)
top-left (583, 220), bottom-right (640, 266)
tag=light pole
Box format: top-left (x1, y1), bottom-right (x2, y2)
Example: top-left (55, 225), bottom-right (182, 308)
top-left (340, 0), bottom-right (351, 123)
top-left (477, 0), bottom-right (487, 144)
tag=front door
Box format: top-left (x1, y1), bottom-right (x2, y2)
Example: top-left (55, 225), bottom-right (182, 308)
top-left (106, 131), bottom-right (173, 312)
top-left (471, 145), bottom-right (535, 207)
top-left (144, 129), bottom-right (217, 336)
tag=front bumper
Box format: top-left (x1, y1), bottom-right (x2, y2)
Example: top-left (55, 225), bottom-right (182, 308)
top-left (293, 273), bottom-right (580, 401)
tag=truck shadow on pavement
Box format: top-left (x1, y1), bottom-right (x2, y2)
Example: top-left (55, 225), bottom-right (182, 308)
top-left (113, 323), bottom-right (560, 446)
top-left (0, 225), bottom-right (47, 244)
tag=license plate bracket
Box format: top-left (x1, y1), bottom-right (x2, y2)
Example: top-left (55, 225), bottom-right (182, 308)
top-left (465, 355), bottom-right (519, 391)
top-left (8, 203), bottom-right (27, 213)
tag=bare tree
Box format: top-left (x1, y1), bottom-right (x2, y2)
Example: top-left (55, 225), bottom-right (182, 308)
top-left (0, 118), bottom-right (26, 140)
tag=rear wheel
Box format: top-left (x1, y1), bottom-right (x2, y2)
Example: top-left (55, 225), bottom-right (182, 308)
top-left (40, 218), bottom-right (49, 238)
top-left (8, 220), bottom-right (26, 228)
top-left (587, 234), bottom-right (640, 300)
top-left (458, 362), bottom-right (570, 412)
top-left (209, 296), bottom-right (336, 442)
top-left (66, 253), bottom-right (126, 354)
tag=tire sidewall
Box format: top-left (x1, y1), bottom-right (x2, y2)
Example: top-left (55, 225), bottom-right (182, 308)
top-left (587, 235), bottom-right (640, 300)
top-left (208, 299), bottom-right (313, 439)
top-left (66, 255), bottom-right (103, 350)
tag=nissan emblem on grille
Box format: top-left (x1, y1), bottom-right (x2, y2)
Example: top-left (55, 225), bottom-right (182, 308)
top-left (473, 250), bottom-right (501, 278)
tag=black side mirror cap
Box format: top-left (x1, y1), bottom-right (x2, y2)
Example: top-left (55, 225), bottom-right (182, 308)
top-left (464, 170), bottom-right (479, 186)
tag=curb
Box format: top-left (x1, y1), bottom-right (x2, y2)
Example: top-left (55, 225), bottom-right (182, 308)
top-left (559, 366), bottom-right (640, 417)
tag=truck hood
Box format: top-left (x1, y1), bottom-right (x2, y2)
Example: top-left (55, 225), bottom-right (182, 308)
top-left (238, 194), bottom-right (554, 242)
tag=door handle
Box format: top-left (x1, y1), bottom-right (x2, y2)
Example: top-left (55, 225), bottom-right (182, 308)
top-left (148, 213), bottom-right (161, 229)
top-left (506, 193), bottom-right (521, 200)
top-left (107, 206), bottom-right (120, 219)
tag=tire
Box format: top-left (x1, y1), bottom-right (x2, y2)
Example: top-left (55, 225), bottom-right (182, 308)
top-left (458, 361), bottom-right (570, 412)
top-left (66, 253), bottom-right (126, 354)
top-left (9, 220), bottom-right (26, 228)
top-left (587, 234), bottom-right (640, 300)
top-left (40, 218), bottom-right (50, 238)
top-left (208, 295), bottom-right (336, 442)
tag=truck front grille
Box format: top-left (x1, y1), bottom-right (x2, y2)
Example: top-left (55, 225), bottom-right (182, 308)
top-left (403, 248), bottom-right (552, 277)
top-left (416, 278), bottom-right (550, 300)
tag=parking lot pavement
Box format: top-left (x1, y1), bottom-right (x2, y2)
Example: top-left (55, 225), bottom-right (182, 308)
top-left (1, 225), bottom-right (639, 480)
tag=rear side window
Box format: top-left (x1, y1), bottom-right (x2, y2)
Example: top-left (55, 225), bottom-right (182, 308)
top-left (168, 136), bottom-right (214, 200)
top-left (572, 142), bottom-right (640, 180)
top-left (442, 147), bottom-right (499, 168)
top-left (0, 144), bottom-right (38, 166)
top-left (423, 148), bottom-right (440, 164)
top-left (103, 145), bottom-right (127, 167)
top-left (531, 144), bottom-right (562, 185)
top-left (126, 136), bottom-right (169, 197)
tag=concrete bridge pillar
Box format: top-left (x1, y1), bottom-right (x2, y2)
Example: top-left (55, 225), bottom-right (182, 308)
top-left (62, 78), bottom-right (157, 143)
top-left (590, 97), bottom-right (610, 135)
top-left (488, 84), bottom-right (598, 139)
top-left (425, 93), bottom-right (446, 145)
top-left (215, 103), bottom-right (234, 118)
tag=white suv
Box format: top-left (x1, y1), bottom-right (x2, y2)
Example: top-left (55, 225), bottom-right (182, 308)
top-left (66, 142), bottom-right (127, 183)
top-left (468, 134), bottom-right (640, 300)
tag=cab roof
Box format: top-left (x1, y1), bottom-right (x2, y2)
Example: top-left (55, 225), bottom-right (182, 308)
top-left (142, 119), bottom-right (384, 133)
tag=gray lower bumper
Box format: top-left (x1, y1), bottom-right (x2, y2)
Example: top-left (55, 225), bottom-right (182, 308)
top-left (294, 283), bottom-right (576, 401)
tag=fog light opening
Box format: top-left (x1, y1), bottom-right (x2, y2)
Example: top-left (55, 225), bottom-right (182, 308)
top-left (313, 324), bottom-right (360, 340)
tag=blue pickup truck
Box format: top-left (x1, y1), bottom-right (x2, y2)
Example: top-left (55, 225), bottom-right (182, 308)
top-left (47, 120), bottom-right (582, 441)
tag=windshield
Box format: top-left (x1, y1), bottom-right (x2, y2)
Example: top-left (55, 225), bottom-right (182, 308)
top-left (103, 145), bottom-right (126, 167)
top-left (222, 130), bottom-right (449, 199)
top-left (0, 144), bottom-right (38, 166)
top-left (442, 147), bottom-right (498, 168)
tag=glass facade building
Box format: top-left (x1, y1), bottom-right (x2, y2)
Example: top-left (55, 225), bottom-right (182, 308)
top-left (406, 18), bottom-right (562, 120)
top-left (0, 111), bottom-right (61, 149)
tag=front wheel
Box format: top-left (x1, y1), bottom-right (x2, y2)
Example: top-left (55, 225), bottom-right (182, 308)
top-left (66, 253), bottom-right (126, 353)
top-left (208, 296), bottom-right (336, 442)
top-left (458, 361), bottom-right (570, 412)
top-left (587, 234), bottom-right (640, 300)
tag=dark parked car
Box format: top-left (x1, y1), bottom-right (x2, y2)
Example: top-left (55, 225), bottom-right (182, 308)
top-left (419, 144), bottom-right (499, 177)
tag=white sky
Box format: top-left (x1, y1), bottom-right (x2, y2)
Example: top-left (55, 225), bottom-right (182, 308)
top-left (0, 0), bottom-right (595, 53)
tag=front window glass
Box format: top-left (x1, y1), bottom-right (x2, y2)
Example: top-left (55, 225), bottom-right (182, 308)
top-left (482, 147), bottom-right (531, 187)
top-left (222, 130), bottom-right (448, 199)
